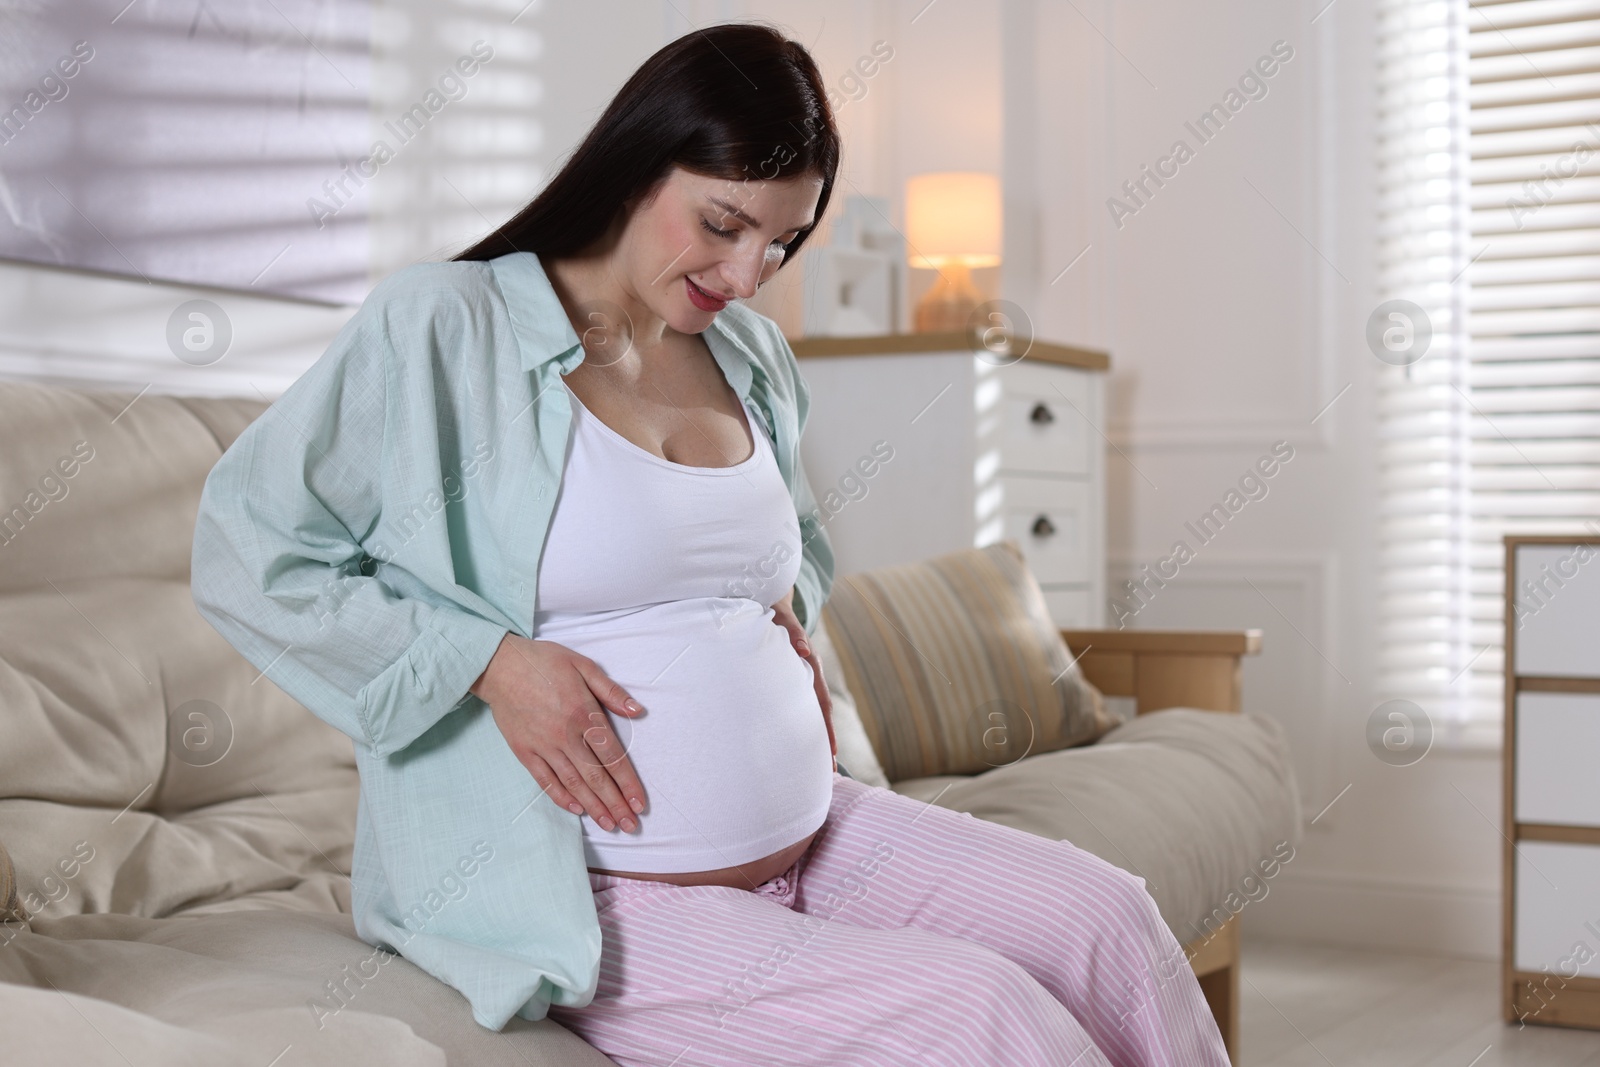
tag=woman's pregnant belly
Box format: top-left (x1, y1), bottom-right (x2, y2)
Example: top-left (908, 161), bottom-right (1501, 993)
top-left (534, 596), bottom-right (835, 889)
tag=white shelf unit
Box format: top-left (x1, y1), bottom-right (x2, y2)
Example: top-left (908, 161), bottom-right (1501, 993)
top-left (1504, 535), bottom-right (1600, 1031)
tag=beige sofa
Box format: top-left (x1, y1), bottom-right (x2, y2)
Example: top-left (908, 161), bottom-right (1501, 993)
top-left (0, 379), bottom-right (1300, 1065)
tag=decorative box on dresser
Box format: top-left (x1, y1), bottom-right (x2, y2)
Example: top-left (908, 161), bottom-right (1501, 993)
top-left (1504, 534), bottom-right (1600, 1030)
top-left (789, 330), bottom-right (1109, 628)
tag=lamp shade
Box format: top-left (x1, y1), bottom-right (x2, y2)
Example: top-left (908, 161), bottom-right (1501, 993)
top-left (904, 171), bottom-right (1001, 269)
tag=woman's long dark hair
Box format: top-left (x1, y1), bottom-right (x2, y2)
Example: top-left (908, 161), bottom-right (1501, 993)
top-left (451, 21), bottom-right (840, 269)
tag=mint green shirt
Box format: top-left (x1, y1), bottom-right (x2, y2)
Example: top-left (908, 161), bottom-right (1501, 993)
top-left (190, 250), bottom-right (836, 1029)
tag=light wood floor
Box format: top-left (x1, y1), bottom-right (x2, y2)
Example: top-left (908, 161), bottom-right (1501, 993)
top-left (1240, 940), bottom-right (1600, 1066)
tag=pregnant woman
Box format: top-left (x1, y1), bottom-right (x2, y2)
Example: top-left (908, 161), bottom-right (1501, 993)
top-left (192, 21), bottom-right (1228, 1067)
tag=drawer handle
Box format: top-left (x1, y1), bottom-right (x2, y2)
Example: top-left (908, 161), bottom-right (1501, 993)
top-left (1029, 402), bottom-right (1055, 425)
top-left (1031, 514), bottom-right (1056, 537)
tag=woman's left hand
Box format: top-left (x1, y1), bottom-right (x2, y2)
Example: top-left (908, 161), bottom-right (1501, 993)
top-left (771, 586), bottom-right (836, 766)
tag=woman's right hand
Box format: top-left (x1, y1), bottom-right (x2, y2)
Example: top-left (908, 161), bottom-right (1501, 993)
top-left (470, 633), bottom-right (647, 833)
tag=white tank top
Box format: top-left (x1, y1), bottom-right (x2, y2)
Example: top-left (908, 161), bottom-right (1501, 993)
top-left (533, 377), bottom-right (833, 874)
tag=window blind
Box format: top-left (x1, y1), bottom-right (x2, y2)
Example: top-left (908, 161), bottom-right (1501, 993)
top-left (1377, 0), bottom-right (1600, 744)
top-left (1467, 0), bottom-right (1600, 731)
top-left (1376, 0), bottom-right (1476, 736)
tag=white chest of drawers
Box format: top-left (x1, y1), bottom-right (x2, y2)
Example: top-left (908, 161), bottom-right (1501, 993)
top-left (1503, 534), bottom-right (1600, 1031)
top-left (790, 331), bottom-right (1109, 628)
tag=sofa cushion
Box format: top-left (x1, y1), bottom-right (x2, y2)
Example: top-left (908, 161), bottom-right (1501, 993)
top-left (0, 577), bottom-right (356, 814)
top-left (820, 540), bottom-right (1114, 782)
top-left (0, 982), bottom-right (443, 1067)
top-left (0, 381), bottom-right (357, 920)
top-left (0, 909), bottom-right (620, 1066)
top-left (0, 382), bottom-right (262, 595)
top-left (888, 708), bottom-right (1302, 943)
top-left (0, 572), bottom-right (359, 918)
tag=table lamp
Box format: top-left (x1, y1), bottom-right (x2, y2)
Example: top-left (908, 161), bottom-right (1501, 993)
top-left (905, 171), bottom-right (1001, 333)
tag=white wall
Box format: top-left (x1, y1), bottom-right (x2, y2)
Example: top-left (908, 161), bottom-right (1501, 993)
top-left (1009, 0), bottom-right (1501, 957)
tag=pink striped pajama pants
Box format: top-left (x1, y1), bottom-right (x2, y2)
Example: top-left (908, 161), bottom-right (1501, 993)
top-left (545, 771), bottom-right (1230, 1067)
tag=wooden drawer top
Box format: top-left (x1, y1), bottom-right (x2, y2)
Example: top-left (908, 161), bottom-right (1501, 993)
top-left (787, 330), bottom-right (1110, 372)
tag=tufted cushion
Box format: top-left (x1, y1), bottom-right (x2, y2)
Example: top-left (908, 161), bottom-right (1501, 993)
top-left (0, 380), bottom-right (357, 921)
top-left (819, 540), bottom-right (1115, 783)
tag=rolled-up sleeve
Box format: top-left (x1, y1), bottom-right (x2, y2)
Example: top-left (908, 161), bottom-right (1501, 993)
top-left (190, 301), bottom-right (508, 758)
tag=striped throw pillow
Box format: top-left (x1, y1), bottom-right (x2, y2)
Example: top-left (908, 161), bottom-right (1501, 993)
top-left (819, 540), bottom-right (1113, 783)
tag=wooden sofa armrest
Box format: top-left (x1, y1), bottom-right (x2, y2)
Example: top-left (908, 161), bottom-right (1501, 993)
top-left (1058, 629), bottom-right (1263, 715)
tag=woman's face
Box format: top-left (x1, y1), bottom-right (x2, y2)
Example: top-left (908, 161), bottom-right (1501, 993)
top-left (620, 165), bottom-right (822, 333)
